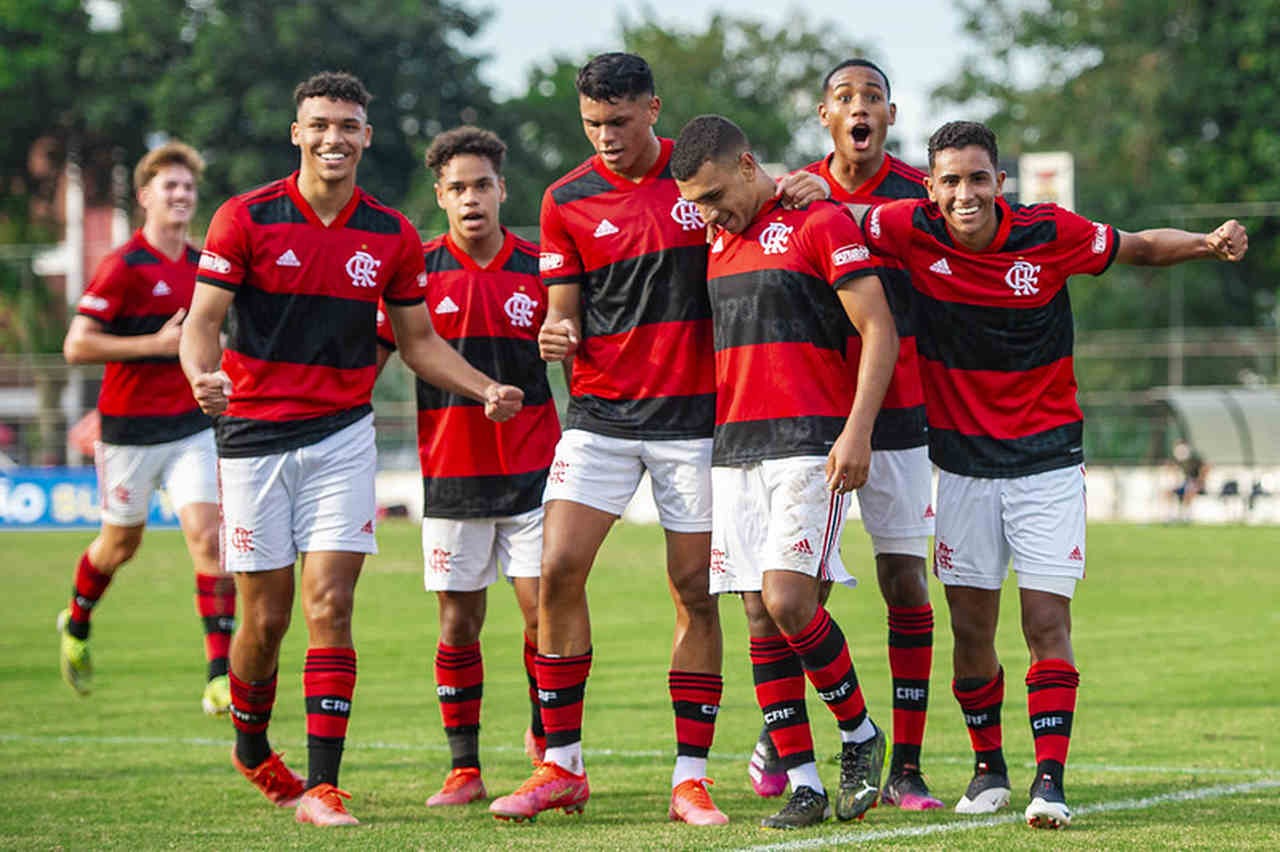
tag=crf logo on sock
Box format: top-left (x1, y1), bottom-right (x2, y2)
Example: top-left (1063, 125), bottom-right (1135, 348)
top-left (320, 698), bottom-right (351, 713)
top-left (437, 685), bottom-right (462, 697)
top-left (896, 686), bottom-right (927, 701)
top-left (963, 711), bottom-right (990, 727)
top-left (764, 707), bottom-right (796, 725)
top-left (537, 689), bottom-right (558, 703)
top-left (818, 680), bottom-right (852, 702)
top-left (1032, 715), bottom-right (1066, 731)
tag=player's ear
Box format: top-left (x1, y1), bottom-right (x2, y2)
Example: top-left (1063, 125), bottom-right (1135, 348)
top-left (290, 121), bottom-right (301, 148)
top-left (887, 102), bottom-right (897, 126)
top-left (433, 181), bottom-right (446, 211)
top-left (498, 176), bottom-right (508, 204)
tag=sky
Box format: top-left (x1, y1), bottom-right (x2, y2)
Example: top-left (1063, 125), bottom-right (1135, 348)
top-left (465, 0), bottom-right (975, 164)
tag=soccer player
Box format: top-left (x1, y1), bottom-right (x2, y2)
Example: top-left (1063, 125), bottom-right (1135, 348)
top-left (671, 114), bottom-right (898, 828)
top-left (488, 51), bottom-right (730, 826)
top-left (856, 120), bottom-right (1247, 829)
top-left (58, 141), bottom-right (235, 716)
top-left (373, 126), bottom-right (560, 807)
top-left (180, 72), bottom-right (523, 827)
top-left (747, 58), bottom-right (943, 810)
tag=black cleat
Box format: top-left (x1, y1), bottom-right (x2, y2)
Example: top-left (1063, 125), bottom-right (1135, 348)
top-left (760, 785), bottom-right (831, 829)
top-left (835, 725), bottom-right (885, 821)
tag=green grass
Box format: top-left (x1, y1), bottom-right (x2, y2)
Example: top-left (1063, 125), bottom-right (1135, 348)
top-left (2, 521), bottom-right (1278, 849)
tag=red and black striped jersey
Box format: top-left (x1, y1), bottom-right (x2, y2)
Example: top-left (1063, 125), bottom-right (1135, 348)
top-left (864, 196), bottom-right (1119, 477)
top-left (539, 137), bottom-right (713, 439)
top-left (76, 230), bottom-right (211, 445)
top-left (708, 200), bottom-right (880, 466)
top-left (197, 172), bottom-right (425, 457)
top-left (804, 153), bottom-right (928, 450)
top-left (378, 229), bottom-right (561, 519)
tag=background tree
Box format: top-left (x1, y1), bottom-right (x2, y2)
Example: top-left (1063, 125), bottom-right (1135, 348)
top-left (935, 0), bottom-right (1279, 339)
top-left (497, 11), bottom-right (869, 226)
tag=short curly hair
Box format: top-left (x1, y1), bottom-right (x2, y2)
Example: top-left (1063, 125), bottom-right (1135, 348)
top-left (424, 126), bottom-right (506, 178)
top-left (293, 71), bottom-right (371, 108)
top-left (927, 121), bottom-right (998, 170)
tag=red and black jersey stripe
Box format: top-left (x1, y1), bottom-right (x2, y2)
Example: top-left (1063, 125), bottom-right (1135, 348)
top-left (76, 231), bottom-right (210, 445)
top-left (198, 172), bottom-right (424, 457)
top-left (708, 201), bottom-right (879, 466)
top-left (382, 230), bottom-right (560, 518)
top-left (805, 153), bottom-right (927, 449)
top-left (539, 138), bottom-right (714, 439)
top-left (865, 196), bottom-right (1118, 477)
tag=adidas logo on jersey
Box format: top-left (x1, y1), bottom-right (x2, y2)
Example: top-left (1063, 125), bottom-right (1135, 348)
top-left (923, 504), bottom-right (935, 519)
top-left (1068, 546), bottom-right (1083, 561)
top-left (275, 249), bottom-right (301, 267)
top-left (151, 280), bottom-right (171, 296)
top-left (929, 257), bottom-right (953, 275)
top-left (710, 235), bottom-right (724, 254)
top-left (360, 519), bottom-right (374, 534)
top-left (790, 539), bottom-right (814, 556)
top-left (593, 218), bottom-right (620, 238)
top-left (434, 296), bottom-right (460, 314)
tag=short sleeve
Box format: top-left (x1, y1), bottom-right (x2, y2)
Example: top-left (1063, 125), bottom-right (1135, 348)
top-left (375, 298), bottom-right (397, 351)
top-left (803, 203), bottom-right (879, 289)
top-left (862, 198), bottom-right (918, 263)
top-left (1054, 206), bottom-right (1118, 277)
top-left (383, 218), bottom-right (426, 305)
top-left (197, 200), bottom-right (250, 290)
top-left (538, 188), bottom-right (583, 285)
top-left (77, 252), bottom-right (130, 322)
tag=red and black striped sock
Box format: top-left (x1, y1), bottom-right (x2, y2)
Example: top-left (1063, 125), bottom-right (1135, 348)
top-left (304, 647), bottom-right (357, 789)
top-left (1026, 659), bottom-right (1079, 788)
top-left (784, 607), bottom-right (869, 734)
top-left (954, 667), bottom-right (1007, 775)
top-left (536, 650), bottom-right (591, 751)
top-left (887, 603), bottom-right (933, 772)
top-left (435, 641), bottom-right (483, 770)
top-left (66, 551), bottom-right (112, 639)
top-left (523, 635), bottom-right (544, 744)
top-left (230, 669), bottom-right (276, 768)
top-left (669, 670), bottom-right (722, 760)
top-left (194, 573), bottom-right (235, 680)
top-left (750, 635), bottom-right (813, 769)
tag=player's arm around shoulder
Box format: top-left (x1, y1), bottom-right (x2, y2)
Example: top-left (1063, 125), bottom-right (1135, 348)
top-left (1116, 218), bottom-right (1248, 266)
top-left (388, 300), bottom-right (523, 422)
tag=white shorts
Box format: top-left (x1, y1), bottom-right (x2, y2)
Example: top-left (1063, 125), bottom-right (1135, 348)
top-left (96, 428), bottom-right (218, 526)
top-left (542, 429), bottom-right (712, 533)
top-left (710, 457), bottom-right (856, 595)
top-left (219, 414), bottom-right (377, 573)
top-left (933, 465), bottom-right (1087, 598)
top-left (855, 445), bottom-right (934, 558)
top-left (422, 507), bottom-right (543, 592)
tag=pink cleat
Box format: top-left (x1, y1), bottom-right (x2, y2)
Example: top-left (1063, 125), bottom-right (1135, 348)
top-left (748, 731), bottom-right (788, 798)
top-left (524, 727), bottom-right (546, 765)
top-left (295, 783), bottom-right (359, 826)
top-left (231, 749), bottom-right (305, 808)
top-left (669, 777), bottom-right (729, 825)
top-left (882, 769), bottom-right (944, 811)
top-left (489, 761), bottom-right (590, 822)
top-left (426, 767), bottom-right (487, 806)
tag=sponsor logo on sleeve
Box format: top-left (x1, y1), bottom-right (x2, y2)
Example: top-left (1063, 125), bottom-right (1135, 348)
top-left (78, 294), bottom-right (110, 312)
top-left (199, 250), bottom-right (231, 275)
top-left (831, 243), bottom-right (870, 266)
top-left (1091, 222), bottom-right (1108, 254)
top-left (539, 252), bottom-right (565, 273)
top-left (868, 206), bottom-right (882, 238)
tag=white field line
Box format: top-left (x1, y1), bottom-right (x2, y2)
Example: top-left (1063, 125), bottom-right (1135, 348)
top-left (1, 732), bottom-right (1276, 779)
top-left (737, 778), bottom-right (1280, 851)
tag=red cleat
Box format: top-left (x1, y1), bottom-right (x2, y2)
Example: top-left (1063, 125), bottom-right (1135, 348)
top-left (231, 749), bottom-right (305, 808)
top-left (489, 761), bottom-right (589, 822)
top-left (426, 767), bottom-right (487, 806)
top-left (295, 783), bottom-right (359, 826)
top-left (669, 777), bottom-right (729, 825)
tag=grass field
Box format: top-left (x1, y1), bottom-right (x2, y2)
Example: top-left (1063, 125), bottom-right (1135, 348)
top-left (2, 520), bottom-right (1278, 849)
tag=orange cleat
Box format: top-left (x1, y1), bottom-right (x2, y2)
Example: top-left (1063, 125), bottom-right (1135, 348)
top-left (489, 761), bottom-right (589, 822)
top-left (231, 749), bottom-right (305, 808)
top-left (426, 767), bottom-right (487, 807)
top-left (295, 783), bottom-right (359, 826)
top-left (668, 777), bottom-right (729, 825)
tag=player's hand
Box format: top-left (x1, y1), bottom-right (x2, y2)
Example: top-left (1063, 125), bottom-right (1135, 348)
top-left (1206, 219), bottom-right (1248, 261)
top-left (539, 318), bottom-right (579, 362)
top-left (484, 383), bottom-right (524, 422)
top-left (191, 369), bottom-right (232, 416)
top-left (825, 427), bottom-right (871, 493)
top-left (776, 171), bottom-right (830, 210)
top-left (153, 307), bottom-right (186, 357)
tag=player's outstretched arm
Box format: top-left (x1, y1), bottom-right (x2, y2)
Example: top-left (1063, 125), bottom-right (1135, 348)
top-left (1116, 219), bottom-right (1248, 266)
top-left (180, 284), bottom-right (234, 415)
top-left (388, 301), bottom-right (523, 422)
top-left (64, 308), bottom-right (187, 364)
top-left (828, 273), bottom-right (898, 492)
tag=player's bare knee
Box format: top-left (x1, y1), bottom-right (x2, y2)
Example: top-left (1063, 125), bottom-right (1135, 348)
top-left (875, 554), bottom-right (929, 607)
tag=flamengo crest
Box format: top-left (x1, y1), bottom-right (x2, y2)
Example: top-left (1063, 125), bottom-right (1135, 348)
top-left (759, 222), bottom-right (794, 255)
top-left (1005, 260), bottom-right (1041, 296)
top-left (505, 292), bottom-right (538, 328)
top-left (671, 198), bottom-right (705, 231)
top-left (346, 250), bottom-right (381, 287)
